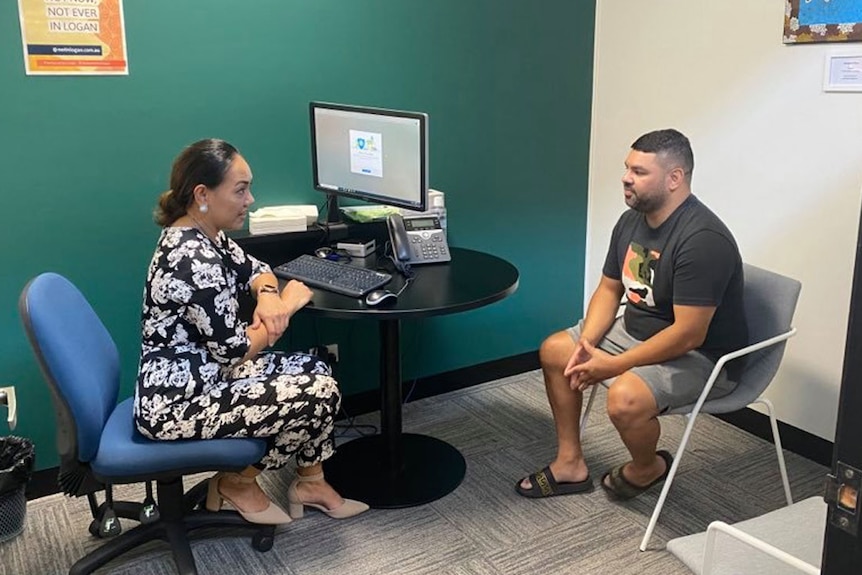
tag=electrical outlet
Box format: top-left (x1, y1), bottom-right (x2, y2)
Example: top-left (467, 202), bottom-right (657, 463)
top-left (325, 344), bottom-right (339, 363)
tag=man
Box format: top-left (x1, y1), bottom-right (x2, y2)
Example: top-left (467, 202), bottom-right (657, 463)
top-left (516, 129), bottom-right (747, 499)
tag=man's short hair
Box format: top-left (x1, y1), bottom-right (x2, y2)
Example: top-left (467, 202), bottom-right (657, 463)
top-left (631, 129), bottom-right (694, 181)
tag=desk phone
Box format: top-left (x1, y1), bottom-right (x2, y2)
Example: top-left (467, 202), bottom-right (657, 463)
top-left (387, 214), bottom-right (451, 264)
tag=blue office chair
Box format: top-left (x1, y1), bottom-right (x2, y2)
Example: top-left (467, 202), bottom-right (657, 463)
top-left (19, 272), bottom-right (276, 575)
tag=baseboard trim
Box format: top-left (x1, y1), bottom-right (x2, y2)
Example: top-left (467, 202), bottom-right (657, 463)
top-left (26, 350), bottom-right (833, 500)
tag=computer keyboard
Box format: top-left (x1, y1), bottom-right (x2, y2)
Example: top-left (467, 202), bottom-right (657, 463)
top-left (273, 254), bottom-right (392, 298)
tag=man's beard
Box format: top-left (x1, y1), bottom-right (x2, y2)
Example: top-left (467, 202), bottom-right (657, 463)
top-left (625, 187), bottom-right (664, 213)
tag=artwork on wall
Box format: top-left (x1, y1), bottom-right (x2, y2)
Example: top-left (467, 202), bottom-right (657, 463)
top-left (784, 0), bottom-right (862, 43)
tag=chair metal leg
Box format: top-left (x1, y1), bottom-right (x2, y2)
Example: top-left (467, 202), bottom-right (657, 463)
top-left (580, 385), bottom-right (597, 437)
top-left (752, 397), bottom-right (793, 506)
top-left (640, 398), bottom-right (793, 550)
top-left (639, 413), bottom-right (695, 551)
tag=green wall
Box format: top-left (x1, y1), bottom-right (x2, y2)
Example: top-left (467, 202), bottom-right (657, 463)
top-left (0, 1), bottom-right (595, 470)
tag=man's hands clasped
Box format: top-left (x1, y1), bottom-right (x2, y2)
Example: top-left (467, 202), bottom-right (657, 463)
top-left (563, 339), bottom-right (626, 392)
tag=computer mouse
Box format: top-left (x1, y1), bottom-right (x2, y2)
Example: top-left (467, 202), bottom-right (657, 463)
top-left (365, 289), bottom-right (397, 306)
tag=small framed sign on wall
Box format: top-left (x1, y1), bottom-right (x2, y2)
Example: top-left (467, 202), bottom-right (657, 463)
top-left (823, 54), bottom-right (862, 91)
top-left (784, 0), bottom-right (862, 44)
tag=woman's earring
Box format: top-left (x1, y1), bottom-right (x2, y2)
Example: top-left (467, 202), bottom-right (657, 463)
top-left (199, 204), bottom-right (209, 213)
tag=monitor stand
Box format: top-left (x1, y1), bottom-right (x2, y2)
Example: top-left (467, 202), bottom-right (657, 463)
top-left (323, 193), bottom-right (349, 241)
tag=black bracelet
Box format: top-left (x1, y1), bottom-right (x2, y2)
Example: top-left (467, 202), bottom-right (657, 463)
top-left (257, 284), bottom-right (278, 296)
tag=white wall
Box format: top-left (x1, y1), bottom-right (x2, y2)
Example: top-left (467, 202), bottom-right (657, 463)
top-left (589, 0), bottom-right (862, 441)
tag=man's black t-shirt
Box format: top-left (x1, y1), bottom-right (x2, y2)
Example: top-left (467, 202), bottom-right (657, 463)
top-left (602, 195), bottom-right (748, 366)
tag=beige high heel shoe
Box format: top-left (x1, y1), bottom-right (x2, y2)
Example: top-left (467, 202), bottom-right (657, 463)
top-left (205, 471), bottom-right (293, 525)
top-left (287, 472), bottom-right (369, 519)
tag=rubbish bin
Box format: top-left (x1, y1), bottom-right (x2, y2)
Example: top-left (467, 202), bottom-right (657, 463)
top-left (0, 436), bottom-right (35, 543)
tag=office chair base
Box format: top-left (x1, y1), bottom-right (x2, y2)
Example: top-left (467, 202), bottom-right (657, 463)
top-left (69, 509), bottom-right (275, 575)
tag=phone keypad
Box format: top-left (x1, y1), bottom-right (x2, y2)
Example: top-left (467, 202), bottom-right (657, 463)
top-left (409, 230), bottom-right (449, 262)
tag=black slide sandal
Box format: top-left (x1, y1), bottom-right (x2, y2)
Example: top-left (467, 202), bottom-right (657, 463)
top-left (600, 449), bottom-right (673, 500)
top-left (515, 466), bottom-right (594, 498)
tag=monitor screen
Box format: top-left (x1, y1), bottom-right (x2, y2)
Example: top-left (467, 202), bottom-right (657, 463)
top-left (310, 102), bottom-right (428, 222)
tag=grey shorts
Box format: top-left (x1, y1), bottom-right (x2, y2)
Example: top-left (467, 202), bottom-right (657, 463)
top-left (566, 317), bottom-right (736, 413)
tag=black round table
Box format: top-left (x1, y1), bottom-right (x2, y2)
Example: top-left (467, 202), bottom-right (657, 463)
top-left (299, 247), bottom-right (519, 508)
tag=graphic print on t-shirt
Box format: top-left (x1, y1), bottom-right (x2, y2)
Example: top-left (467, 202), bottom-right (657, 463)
top-left (622, 242), bottom-right (660, 307)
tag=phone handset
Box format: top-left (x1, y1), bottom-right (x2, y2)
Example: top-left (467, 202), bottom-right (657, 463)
top-left (387, 213), bottom-right (411, 262)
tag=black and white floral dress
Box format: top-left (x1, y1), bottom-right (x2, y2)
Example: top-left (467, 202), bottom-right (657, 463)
top-left (134, 227), bottom-right (340, 470)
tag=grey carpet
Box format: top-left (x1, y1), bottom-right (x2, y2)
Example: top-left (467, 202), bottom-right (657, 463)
top-left (0, 370), bottom-right (828, 575)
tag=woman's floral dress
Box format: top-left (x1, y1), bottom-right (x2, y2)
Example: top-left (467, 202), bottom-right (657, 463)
top-left (134, 227), bottom-right (339, 469)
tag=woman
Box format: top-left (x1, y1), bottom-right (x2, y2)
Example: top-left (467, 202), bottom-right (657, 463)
top-left (134, 138), bottom-right (367, 524)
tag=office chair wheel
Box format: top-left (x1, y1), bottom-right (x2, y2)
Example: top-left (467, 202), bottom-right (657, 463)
top-left (252, 530), bottom-right (274, 552)
top-left (88, 519), bottom-right (101, 538)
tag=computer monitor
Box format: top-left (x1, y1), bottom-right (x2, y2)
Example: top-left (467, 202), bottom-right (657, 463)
top-left (310, 101), bottom-right (429, 224)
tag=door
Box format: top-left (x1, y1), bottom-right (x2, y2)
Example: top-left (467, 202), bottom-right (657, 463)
top-left (822, 214), bottom-right (862, 572)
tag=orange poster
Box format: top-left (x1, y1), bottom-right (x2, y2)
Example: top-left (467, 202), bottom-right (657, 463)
top-left (17, 0), bottom-right (128, 75)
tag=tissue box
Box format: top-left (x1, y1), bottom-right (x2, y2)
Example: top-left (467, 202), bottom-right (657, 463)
top-left (248, 205), bottom-right (319, 235)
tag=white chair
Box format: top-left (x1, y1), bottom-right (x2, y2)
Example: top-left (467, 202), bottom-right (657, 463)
top-left (701, 519), bottom-right (820, 575)
top-left (580, 263), bottom-right (802, 550)
top-left (667, 496), bottom-right (826, 575)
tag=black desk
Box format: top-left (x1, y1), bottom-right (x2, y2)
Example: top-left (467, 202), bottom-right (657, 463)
top-left (301, 247), bottom-right (519, 508)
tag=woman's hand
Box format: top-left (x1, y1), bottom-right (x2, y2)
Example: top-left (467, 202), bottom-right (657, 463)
top-left (251, 280), bottom-right (312, 347)
top-left (251, 291), bottom-right (291, 346)
top-left (280, 279), bottom-right (313, 312)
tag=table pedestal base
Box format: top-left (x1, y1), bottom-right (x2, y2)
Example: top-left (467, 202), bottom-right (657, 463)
top-left (323, 433), bottom-right (466, 508)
